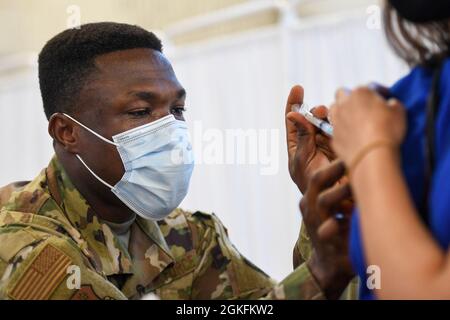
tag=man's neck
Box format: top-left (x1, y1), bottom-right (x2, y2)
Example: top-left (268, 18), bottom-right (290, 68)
top-left (57, 151), bottom-right (136, 224)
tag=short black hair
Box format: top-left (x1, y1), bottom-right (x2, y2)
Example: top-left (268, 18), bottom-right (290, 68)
top-left (38, 22), bottom-right (163, 119)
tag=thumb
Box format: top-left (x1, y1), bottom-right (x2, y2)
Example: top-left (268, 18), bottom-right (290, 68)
top-left (286, 109), bottom-right (317, 165)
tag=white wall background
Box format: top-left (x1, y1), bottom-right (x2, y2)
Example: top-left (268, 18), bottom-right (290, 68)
top-left (0, 60), bottom-right (53, 185)
top-left (0, 10), bottom-right (407, 281)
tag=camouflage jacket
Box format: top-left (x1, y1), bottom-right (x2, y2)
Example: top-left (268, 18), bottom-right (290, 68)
top-left (0, 156), bottom-right (327, 300)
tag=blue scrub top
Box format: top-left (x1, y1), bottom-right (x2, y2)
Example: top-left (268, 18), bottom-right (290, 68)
top-left (350, 58), bottom-right (450, 299)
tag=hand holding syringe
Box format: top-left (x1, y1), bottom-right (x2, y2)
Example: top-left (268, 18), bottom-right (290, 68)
top-left (291, 103), bottom-right (334, 137)
top-left (291, 103), bottom-right (346, 220)
top-left (290, 84), bottom-right (391, 222)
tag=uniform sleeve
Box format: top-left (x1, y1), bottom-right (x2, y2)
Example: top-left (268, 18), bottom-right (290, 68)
top-left (0, 227), bottom-right (126, 300)
top-left (187, 212), bottom-right (325, 300)
top-left (293, 222), bottom-right (313, 269)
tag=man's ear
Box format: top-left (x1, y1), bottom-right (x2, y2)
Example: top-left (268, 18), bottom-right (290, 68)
top-left (48, 113), bottom-right (80, 154)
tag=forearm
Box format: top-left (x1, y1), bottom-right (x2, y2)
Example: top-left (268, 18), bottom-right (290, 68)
top-left (293, 222), bottom-right (311, 269)
top-left (351, 147), bottom-right (449, 298)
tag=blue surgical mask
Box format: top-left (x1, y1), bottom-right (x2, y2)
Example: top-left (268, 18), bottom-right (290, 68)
top-left (62, 113), bottom-right (194, 221)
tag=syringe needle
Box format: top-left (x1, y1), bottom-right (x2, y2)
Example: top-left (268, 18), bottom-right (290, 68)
top-left (291, 103), bottom-right (333, 136)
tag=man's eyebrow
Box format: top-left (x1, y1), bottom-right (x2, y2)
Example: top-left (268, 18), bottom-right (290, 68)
top-left (131, 91), bottom-right (158, 102)
top-left (128, 89), bottom-right (186, 101)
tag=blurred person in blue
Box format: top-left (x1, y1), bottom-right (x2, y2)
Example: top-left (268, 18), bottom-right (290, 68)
top-left (287, 0), bottom-right (450, 299)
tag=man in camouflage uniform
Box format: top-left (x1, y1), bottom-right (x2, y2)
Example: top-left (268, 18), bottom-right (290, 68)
top-left (0, 156), bottom-right (330, 300)
top-left (0, 22), bottom-right (357, 300)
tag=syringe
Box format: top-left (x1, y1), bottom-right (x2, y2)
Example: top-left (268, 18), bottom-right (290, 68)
top-left (292, 103), bottom-right (334, 137)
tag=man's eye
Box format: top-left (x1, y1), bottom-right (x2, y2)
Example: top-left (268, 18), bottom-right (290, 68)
top-left (171, 107), bottom-right (186, 117)
top-left (128, 108), bottom-right (151, 117)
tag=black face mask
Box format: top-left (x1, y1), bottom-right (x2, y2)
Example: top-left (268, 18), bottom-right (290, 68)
top-left (389, 0), bottom-right (450, 23)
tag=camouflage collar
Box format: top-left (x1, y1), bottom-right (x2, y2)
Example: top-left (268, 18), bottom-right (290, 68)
top-left (46, 156), bottom-right (174, 277)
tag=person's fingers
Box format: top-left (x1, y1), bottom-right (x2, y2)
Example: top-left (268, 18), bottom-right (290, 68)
top-left (368, 82), bottom-right (391, 99)
top-left (328, 102), bottom-right (338, 125)
top-left (387, 98), bottom-right (405, 120)
top-left (317, 217), bottom-right (340, 241)
top-left (286, 111), bottom-right (314, 135)
top-left (286, 112), bottom-right (316, 167)
top-left (317, 182), bottom-right (352, 215)
top-left (315, 133), bottom-right (335, 160)
top-left (310, 105), bottom-right (329, 120)
top-left (285, 85), bottom-right (304, 117)
top-left (335, 88), bottom-right (351, 104)
top-left (387, 98), bottom-right (404, 112)
top-left (337, 199), bottom-right (355, 216)
top-left (317, 216), bottom-right (350, 241)
top-left (387, 98), bottom-right (407, 144)
top-left (301, 164), bottom-right (351, 235)
top-left (287, 104), bottom-right (329, 147)
top-left (307, 160), bottom-right (347, 194)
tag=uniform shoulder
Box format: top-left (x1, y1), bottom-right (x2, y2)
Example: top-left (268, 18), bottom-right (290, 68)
top-left (0, 181), bottom-right (30, 207)
top-left (166, 209), bottom-right (276, 299)
top-left (0, 227), bottom-right (125, 300)
top-left (0, 229), bottom-right (78, 299)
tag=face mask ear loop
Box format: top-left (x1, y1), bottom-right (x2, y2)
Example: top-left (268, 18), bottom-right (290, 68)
top-left (76, 154), bottom-right (114, 189)
top-left (61, 113), bottom-right (119, 147)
